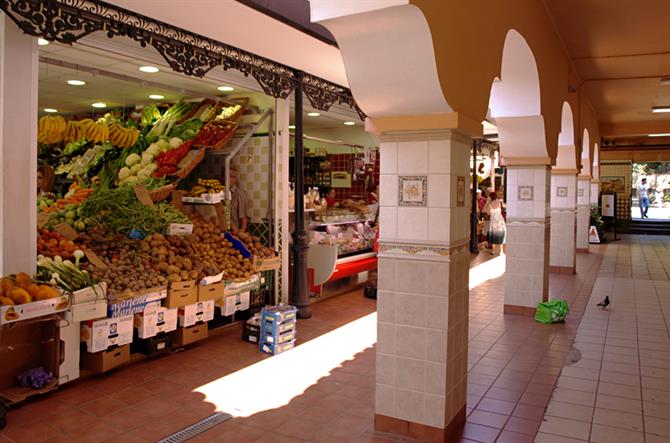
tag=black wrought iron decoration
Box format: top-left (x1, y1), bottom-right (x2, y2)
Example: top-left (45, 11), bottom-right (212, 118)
top-left (0, 0), bottom-right (364, 118)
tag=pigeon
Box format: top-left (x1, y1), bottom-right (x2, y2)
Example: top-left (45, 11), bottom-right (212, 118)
top-left (596, 296), bottom-right (610, 309)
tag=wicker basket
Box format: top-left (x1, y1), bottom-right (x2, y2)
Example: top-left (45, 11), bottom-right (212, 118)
top-left (169, 148), bottom-right (205, 179)
top-left (148, 183), bottom-right (176, 202)
top-left (192, 120), bottom-right (239, 150)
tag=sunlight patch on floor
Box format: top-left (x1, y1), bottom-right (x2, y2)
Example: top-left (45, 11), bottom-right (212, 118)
top-left (195, 312), bottom-right (377, 417)
top-left (469, 253), bottom-right (506, 289)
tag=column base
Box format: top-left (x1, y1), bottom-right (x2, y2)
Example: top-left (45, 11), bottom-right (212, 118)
top-left (576, 248), bottom-right (589, 253)
top-left (550, 265), bottom-right (576, 274)
top-left (504, 304), bottom-right (537, 316)
top-left (375, 407), bottom-right (466, 443)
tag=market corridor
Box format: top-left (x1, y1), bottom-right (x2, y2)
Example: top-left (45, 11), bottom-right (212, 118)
top-left (3, 239), bottom-right (668, 443)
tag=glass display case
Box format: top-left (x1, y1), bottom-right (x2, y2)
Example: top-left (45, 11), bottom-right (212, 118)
top-left (308, 209), bottom-right (377, 258)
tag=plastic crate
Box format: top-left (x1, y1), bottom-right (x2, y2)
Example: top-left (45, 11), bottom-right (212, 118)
top-left (260, 318), bottom-right (296, 337)
top-left (260, 340), bottom-right (295, 355)
top-left (262, 328), bottom-right (295, 345)
top-left (261, 305), bottom-right (297, 324)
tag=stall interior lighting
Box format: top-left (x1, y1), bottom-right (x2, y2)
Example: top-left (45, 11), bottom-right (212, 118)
top-left (651, 106), bottom-right (670, 113)
top-left (38, 38), bottom-right (49, 46)
top-left (288, 125), bottom-right (296, 129)
top-left (43, 108), bottom-right (58, 113)
top-left (343, 121), bottom-right (355, 126)
top-left (648, 133), bottom-right (670, 137)
top-left (149, 94), bottom-right (164, 100)
top-left (217, 85), bottom-right (234, 92)
top-left (307, 112), bottom-right (320, 117)
top-left (139, 66), bottom-right (159, 73)
top-left (91, 102), bottom-right (107, 108)
top-left (67, 80), bottom-right (86, 86)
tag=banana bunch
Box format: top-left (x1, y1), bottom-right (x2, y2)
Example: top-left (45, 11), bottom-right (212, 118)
top-left (38, 115), bottom-right (67, 144)
top-left (108, 124), bottom-right (140, 148)
top-left (62, 119), bottom-right (95, 143)
top-left (86, 121), bottom-right (110, 144)
top-left (190, 178), bottom-right (225, 196)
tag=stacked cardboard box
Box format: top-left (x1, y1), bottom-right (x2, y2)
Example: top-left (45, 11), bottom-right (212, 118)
top-left (259, 305), bottom-right (297, 355)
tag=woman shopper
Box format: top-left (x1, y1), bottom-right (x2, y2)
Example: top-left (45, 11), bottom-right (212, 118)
top-left (484, 191), bottom-right (506, 255)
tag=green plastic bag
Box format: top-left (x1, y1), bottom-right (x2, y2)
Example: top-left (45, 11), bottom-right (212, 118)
top-left (535, 300), bottom-right (569, 324)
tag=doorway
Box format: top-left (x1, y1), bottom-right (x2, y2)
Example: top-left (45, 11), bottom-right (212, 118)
top-left (631, 162), bottom-right (670, 220)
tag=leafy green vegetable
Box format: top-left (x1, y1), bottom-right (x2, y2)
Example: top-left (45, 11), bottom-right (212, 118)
top-left (62, 140), bottom-right (88, 157)
top-left (168, 118), bottom-right (203, 141)
top-left (146, 99), bottom-right (191, 143)
top-left (141, 104), bottom-right (161, 126)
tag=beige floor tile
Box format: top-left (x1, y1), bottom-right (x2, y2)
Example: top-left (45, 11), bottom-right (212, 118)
top-left (592, 408), bottom-right (643, 432)
top-left (559, 366), bottom-right (599, 381)
top-left (590, 423), bottom-right (644, 443)
top-left (595, 394), bottom-right (643, 414)
top-left (646, 434), bottom-right (670, 443)
top-left (598, 370), bottom-right (640, 387)
top-left (644, 388), bottom-right (670, 405)
top-left (601, 361), bottom-right (640, 375)
top-left (644, 402), bottom-right (670, 420)
top-left (545, 401), bottom-right (593, 422)
top-left (534, 433), bottom-right (587, 443)
top-left (556, 376), bottom-right (597, 393)
top-left (642, 376), bottom-right (670, 392)
top-left (597, 381), bottom-right (642, 400)
top-left (537, 415), bottom-right (590, 440)
top-left (551, 388), bottom-right (595, 407)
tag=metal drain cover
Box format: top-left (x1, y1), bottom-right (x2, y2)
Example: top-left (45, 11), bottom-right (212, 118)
top-left (157, 411), bottom-right (233, 443)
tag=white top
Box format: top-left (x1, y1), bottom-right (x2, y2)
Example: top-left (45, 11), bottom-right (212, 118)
top-left (638, 183), bottom-right (648, 198)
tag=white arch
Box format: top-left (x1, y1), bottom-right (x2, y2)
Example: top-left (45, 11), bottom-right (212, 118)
top-left (580, 129), bottom-right (591, 176)
top-left (490, 29), bottom-right (542, 118)
top-left (555, 102), bottom-right (577, 169)
top-left (592, 143), bottom-right (600, 180)
top-left (314, 4), bottom-right (452, 117)
top-left (491, 30), bottom-right (548, 160)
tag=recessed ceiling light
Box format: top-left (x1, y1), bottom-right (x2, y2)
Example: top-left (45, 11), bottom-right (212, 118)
top-left (307, 112), bottom-right (320, 117)
top-left (652, 106), bottom-right (670, 113)
top-left (149, 94), bottom-right (164, 100)
top-left (91, 102), bottom-right (107, 108)
top-left (343, 121), bottom-right (355, 126)
top-left (139, 66), bottom-right (159, 73)
top-left (661, 77), bottom-right (670, 86)
top-left (288, 125), bottom-right (296, 129)
top-left (648, 133), bottom-right (670, 137)
top-left (67, 80), bottom-right (86, 86)
top-left (43, 108), bottom-right (58, 113)
top-left (38, 38), bottom-right (49, 46)
top-left (217, 85), bottom-right (234, 92)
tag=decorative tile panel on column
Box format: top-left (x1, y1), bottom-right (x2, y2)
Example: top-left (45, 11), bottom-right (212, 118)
top-left (576, 178), bottom-right (591, 253)
top-left (376, 129), bottom-right (470, 442)
top-left (549, 173), bottom-right (577, 274)
top-left (504, 165), bottom-right (551, 315)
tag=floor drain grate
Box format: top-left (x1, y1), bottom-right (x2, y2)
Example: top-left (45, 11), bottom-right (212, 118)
top-left (157, 411), bottom-right (233, 443)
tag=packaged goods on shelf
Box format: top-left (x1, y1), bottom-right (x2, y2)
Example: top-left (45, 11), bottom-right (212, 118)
top-left (81, 315), bottom-right (133, 353)
top-left (134, 302), bottom-right (178, 339)
top-left (178, 300), bottom-right (215, 327)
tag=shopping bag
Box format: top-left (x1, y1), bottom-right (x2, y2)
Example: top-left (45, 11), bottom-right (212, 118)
top-left (534, 300), bottom-right (569, 324)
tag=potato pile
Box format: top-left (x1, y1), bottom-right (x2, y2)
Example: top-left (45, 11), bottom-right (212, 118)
top-left (142, 233), bottom-right (199, 283)
top-left (189, 215), bottom-right (254, 281)
top-left (234, 231), bottom-right (276, 258)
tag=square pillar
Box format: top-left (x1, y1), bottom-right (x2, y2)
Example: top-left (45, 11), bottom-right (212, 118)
top-left (0, 17), bottom-right (38, 274)
top-left (376, 129), bottom-right (470, 442)
top-left (504, 165), bottom-right (550, 314)
top-left (549, 173), bottom-right (577, 274)
top-left (590, 180), bottom-right (599, 205)
top-left (576, 178), bottom-right (591, 253)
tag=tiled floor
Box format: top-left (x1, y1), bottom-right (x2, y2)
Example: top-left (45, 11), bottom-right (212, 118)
top-left (537, 236), bottom-right (670, 443)
top-left (2, 238), bottom-right (666, 443)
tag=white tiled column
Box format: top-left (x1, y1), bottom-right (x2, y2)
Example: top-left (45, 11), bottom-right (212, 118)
top-left (590, 180), bottom-right (600, 205)
top-left (376, 129), bottom-right (470, 440)
top-left (504, 165), bottom-right (551, 313)
top-left (549, 173), bottom-right (577, 274)
top-left (0, 17), bottom-right (38, 274)
top-left (576, 178), bottom-right (591, 253)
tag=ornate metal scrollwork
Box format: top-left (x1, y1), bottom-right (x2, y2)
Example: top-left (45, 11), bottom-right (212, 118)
top-left (0, 0), bottom-right (364, 119)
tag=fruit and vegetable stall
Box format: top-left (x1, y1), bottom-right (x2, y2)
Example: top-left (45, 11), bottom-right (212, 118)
top-left (0, 97), bottom-right (283, 404)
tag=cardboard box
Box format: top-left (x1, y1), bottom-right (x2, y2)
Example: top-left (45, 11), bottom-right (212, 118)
top-left (134, 303), bottom-right (178, 339)
top-left (253, 255), bottom-right (281, 271)
top-left (182, 192), bottom-right (224, 204)
top-left (223, 274), bottom-right (260, 296)
top-left (167, 223), bottom-right (193, 236)
top-left (165, 286), bottom-right (197, 309)
top-left (81, 315), bottom-right (133, 353)
top-left (216, 292), bottom-right (250, 316)
top-left (0, 318), bottom-right (60, 404)
top-left (172, 324), bottom-right (208, 346)
top-left (81, 344), bottom-right (130, 373)
top-left (71, 283), bottom-right (107, 305)
top-left (58, 318), bottom-right (80, 385)
top-left (132, 333), bottom-right (172, 356)
top-left (263, 328), bottom-right (296, 345)
top-left (178, 300), bottom-right (215, 327)
top-left (0, 294), bottom-right (70, 325)
top-left (198, 282), bottom-right (224, 302)
top-left (66, 299), bottom-right (107, 323)
top-left (260, 340), bottom-right (295, 355)
top-left (107, 287), bottom-right (167, 317)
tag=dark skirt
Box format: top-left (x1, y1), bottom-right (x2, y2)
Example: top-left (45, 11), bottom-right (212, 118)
top-left (487, 230), bottom-right (505, 245)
